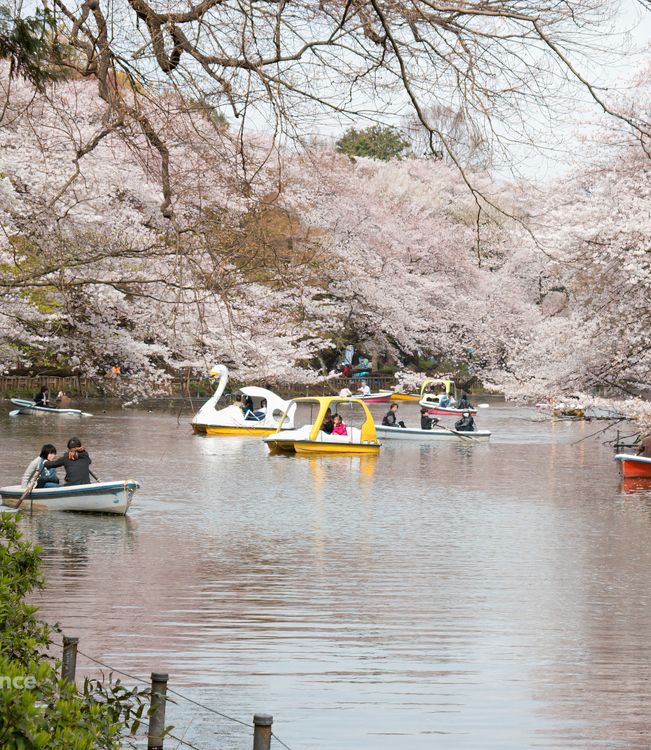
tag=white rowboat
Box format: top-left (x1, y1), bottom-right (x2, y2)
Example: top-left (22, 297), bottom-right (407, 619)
top-left (9, 398), bottom-right (93, 417)
top-left (0, 480), bottom-right (139, 515)
top-left (375, 425), bottom-right (491, 442)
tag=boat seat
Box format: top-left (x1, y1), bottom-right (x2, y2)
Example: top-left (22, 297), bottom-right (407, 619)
top-left (316, 427), bottom-right (363, 443)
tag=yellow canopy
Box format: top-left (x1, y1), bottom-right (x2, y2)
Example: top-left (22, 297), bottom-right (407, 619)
top-left (275, 396), bottom-right (379, 444)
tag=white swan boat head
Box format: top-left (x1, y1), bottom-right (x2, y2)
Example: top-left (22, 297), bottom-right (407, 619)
top-left (191, 364), bottom-right (296, 436)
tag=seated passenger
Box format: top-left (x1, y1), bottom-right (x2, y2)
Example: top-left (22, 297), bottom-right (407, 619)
top-left (321, 408), bottom-right (334, 434)
top-left (359, 381), bottom-right (371, 397)
top-left (56, 391), bottom-right (72, 408)
top-left (339, 387), bottom-right (353, 398)
top-left (438, 393), bottom-right (451, 409)
top-left (243, 396), bottom-right (260, 420)
top-left (332, 414), bottom-right (348, 436)
top-left (457, 393), bottom-right (473, 410)
top-left (455, 412), bottom-right (476, 432)
top-left (45, 437), bottom-right (92, 485)
top-left (22, 444), bottom-right (60, 489)
top-left (252, 398), bottom-right (267, 420)
top-left (420, 408), bottom-right (439, 431)
top-left (382, 404), bottom-right (399, 427)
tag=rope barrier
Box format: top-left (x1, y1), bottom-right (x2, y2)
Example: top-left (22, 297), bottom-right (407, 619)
top-left (76, 647), bottom-right (253, 727)
top-left (64, 644), bottom-right (296, 750)
top-left (167, 731), bottom-right (210, 750)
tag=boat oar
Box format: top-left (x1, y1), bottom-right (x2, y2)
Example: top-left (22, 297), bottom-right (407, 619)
top-left (9, 409), bottom-right (20, 417)
top-left (435, 422), bottom-right (478, 441)
top-left (15, 465), bottom-right (42, 511)
top-left (90, 470), bottom-right (100, 483)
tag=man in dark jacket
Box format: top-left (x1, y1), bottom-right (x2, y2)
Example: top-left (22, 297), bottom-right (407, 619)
top-left (420, 408), bottom-right (439, 430)
top-left (382, 404), bottom-right (401, 427)
top-left (45, 437), bottom-right (92, 485)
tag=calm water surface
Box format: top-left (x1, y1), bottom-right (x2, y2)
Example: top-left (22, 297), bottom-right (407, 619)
top-left (1, 400), bottom-right (651, 749)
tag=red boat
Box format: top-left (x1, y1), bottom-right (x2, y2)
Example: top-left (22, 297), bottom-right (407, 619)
top-left (357, 391), bottom-right (393, 404)
top-left (615, 454), bottom-right (651, 479)
top-left (424, 406), bottom-right (477, 417)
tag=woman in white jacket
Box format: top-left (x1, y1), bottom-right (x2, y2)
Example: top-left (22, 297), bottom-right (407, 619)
top-left (21, 444), bottom-right (59, 488)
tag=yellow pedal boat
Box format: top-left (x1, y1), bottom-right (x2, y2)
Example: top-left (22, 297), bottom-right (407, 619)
top-left (263, 396), bottom-right (381, 455)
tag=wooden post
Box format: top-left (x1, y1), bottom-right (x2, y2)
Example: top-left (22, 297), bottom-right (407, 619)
top-left (253, 714), bottom-right (273, 750)
top-left (147, 672), bottom-right (169, 750)
top-left (61, 636), bottom-right (78, 682)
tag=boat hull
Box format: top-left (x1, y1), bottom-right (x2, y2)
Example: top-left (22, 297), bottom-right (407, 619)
top-left (193, 423), bottom-right (279, 436)
top-left (376, 426), bottom-right (490, 442)
top-left (0, 481), bottom-right (139, 514)
top-left (267, 439), bottom-right (381, 455)
top-left (9, 398), bottom-right (90, 417)
top-left (390, 393), bottom-right (419, 402)
top-left (615, 454), bottom-right (651, 479)
top-left (357, 392), bottom-right (393, 404)
top-left (424, 407), bottom-right (477, 417)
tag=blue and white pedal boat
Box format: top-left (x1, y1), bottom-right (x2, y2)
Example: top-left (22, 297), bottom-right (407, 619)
top-left (9, 398), bottom-right (92, 417)
top-left (0, 480), bottom-right (139, 515)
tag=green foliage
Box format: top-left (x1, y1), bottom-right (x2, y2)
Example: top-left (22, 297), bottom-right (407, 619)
top-left (0, 5), bottom-right (58, 90)
top-left (0, 513), bottom-right (154, 748)
top-left (336, 125), bottom-right (410, 161)
top-left (0, 513), bottom-right (48, 667)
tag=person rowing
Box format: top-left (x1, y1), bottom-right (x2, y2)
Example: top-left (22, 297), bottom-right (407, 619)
top-left (420, 408), bottom-right (439, 431)
top-left (33, 385), bottom-right (54, 408)
top-left (382, 404), bottom-right (406, 428)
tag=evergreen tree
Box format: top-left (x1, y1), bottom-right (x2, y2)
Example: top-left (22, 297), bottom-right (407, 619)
top-left (336, 125), bottom-right (410, 161)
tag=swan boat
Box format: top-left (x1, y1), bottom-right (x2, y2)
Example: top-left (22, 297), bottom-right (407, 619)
top-left (9, 398), bottom-right (93, 417)
top-left (0, 480), bottom-right (139, 515)
top-left (191, 365), bottom-right (296, 436)
top-left (264, 396), bottom-right (381, 455)
top-left (376, 425), bottom-right (491, 442)
top-left (615, 454), bottom-right (651, 479)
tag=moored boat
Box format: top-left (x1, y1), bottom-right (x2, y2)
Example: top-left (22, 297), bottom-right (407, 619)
top-left (0, 480), bottom-right (139, 514)
top-left (192, 364), bottom-right (296, 436)
top-left (615, 454), bottom-right (651, 479)
top-left (264, 396), bottom-right (381, 455)
top-left (376, 425), bottom-right (491, 442)
top-left (9, 398), bottom-right (92, 417)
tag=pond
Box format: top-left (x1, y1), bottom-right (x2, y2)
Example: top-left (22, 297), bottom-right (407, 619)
top-left (1, 399), bottom-right (650, 749)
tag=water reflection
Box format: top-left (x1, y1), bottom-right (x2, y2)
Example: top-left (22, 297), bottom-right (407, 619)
top-left (2, 403), bottom-right (651, 749)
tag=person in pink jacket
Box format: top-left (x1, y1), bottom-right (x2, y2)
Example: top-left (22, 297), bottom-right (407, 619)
top-left (332, 414), bottom-right (348, 436)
